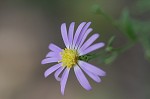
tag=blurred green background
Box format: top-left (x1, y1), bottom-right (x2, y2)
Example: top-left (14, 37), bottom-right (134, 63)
top-left (0, 0), bottom-right (150, 99)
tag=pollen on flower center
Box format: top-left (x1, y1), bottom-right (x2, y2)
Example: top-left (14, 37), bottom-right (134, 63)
top-left (60, 48), bottom-right (78, 68)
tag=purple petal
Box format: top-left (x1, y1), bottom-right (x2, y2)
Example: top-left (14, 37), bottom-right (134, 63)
top-left (77, 28), bottom-right (93, 49)
top-left (72, 22), bottom-right (86, 48)
top-left (74, 65), bottom-right (92, 90)
top-left (44, 63), bottom-right (61, 78)
top-left (46, 52), bottom-right (56, 57)
top-left (46, 51), bottom-right (61, 59)
top-left (48, 43), bottom-right (62, 52)
top-left (61, 68), bottom-right (70, 95)
top-left (54, 66), bottom-right (65, 81)
top-left (61, 23), bottom-right (69, 48)
top-left (68, 22), bottom-right (75, 48)
top-left (80, 42), bottom-right (105, 55)
top-left (75, 22), bottom-right (91, 49)
top-left (79, 61), bottom-right (106, 76)
top-left (80, 66), bottom-right (101, 83)
top-left (80, 33), bottom-right (100, 51)
top-left (41, 58), bottom-right (58, 64)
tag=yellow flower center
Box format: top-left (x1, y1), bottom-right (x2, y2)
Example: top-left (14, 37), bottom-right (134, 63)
top-left (60, 48), bottom-right (78, 68)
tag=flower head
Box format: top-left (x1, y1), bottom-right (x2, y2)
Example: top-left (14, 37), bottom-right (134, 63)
top-left (41, 22), bottom-right (106, 95)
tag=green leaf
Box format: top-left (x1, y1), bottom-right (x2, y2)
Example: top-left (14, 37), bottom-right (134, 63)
top-left (118, 9), bottom-right (137, 41)
top-left (106, 36), bottom-right (116, 52)
top-left (107, 36), bottom-right (115, 47)
top-left (133, 20), bottom-right (150, 60)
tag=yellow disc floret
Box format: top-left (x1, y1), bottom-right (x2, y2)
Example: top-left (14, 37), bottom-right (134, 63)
top-left (60, 48), bottom-right (78, 68)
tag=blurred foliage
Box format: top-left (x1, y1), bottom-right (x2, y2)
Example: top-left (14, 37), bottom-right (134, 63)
top-left (90, 2), bottom-right (150, 64)
top-left (15, 0), bottom-right (150, 64)
top-left (133, 20), bottom-right (150, 60)
top-left (135, 0), bottom-right (150, 13)
top-left (117, 9), bottom-right (137, 41)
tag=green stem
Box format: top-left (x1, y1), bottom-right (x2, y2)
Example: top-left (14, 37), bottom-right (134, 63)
top-left (89, 50), bottom-right (106, 60)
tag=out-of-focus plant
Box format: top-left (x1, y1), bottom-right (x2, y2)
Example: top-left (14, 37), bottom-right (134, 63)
top-left (90, 2), bottom-right (150, 64)
top-left (23, 0), bottom-right (150, 63)
top-left (135, 0), bottom-right (150, 13)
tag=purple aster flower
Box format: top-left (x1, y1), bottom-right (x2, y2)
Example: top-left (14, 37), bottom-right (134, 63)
top-left (41, 22), bottom-right (106, 95)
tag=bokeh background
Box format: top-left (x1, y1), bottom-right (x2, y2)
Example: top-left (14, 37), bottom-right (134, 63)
top-left (0, 0), bottom-right (150, 99)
